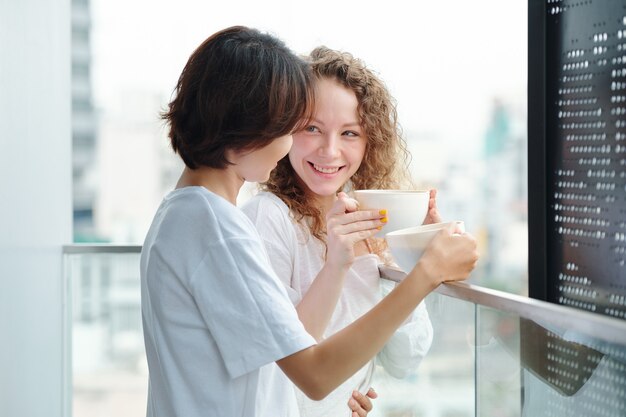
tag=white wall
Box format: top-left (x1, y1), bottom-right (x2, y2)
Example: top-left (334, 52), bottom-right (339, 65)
top-left (0, 1), bottom-right (71, 416)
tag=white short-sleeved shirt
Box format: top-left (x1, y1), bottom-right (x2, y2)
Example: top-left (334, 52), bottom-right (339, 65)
top-left (243, 192), bottom-right (433, 417)
top-left (140, 187), bottom-right (316, 417)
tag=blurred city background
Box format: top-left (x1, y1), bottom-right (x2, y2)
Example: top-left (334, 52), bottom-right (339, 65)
top-left (69, 0), bottom-right (527, 415)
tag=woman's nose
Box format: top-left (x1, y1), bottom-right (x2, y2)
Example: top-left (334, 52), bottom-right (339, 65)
top-left (318, 134), bottom-right (340, 158)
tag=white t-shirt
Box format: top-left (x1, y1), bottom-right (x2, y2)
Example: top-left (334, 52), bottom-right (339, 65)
top-left (140, 187), bottom-right (316, 417)
top-left (243, 192), bottom-right (434, 417)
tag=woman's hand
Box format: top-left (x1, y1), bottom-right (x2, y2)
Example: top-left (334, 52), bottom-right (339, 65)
top-left (348, 388), bottom-right (378, 417)
top-left (325, 192), bottom-right (386, 272)
top-left (417, 222), bottom-right (479, 287)
top-left (423, 188), bottom-right (442, 225)
top-left (295, 192), bottom-right (386, 340)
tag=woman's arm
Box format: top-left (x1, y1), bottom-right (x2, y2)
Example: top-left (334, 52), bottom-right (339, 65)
top-left (249, 192), bottom-right (385, 340)
top-left (295, 193), bottom-right (385, 339)
top-left (277, 222), bottom-right (479, 400)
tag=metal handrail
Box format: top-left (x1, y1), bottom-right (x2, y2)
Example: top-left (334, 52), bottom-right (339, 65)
top-left (63, 244), bottom-right (142, 253)
top-left (379, 264), bottom-right (626, 346)
top-left (63, 244), bottom-right (626, 346)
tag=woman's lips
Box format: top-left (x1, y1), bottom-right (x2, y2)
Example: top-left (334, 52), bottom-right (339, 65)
top-left (308, 162), bottom-right (344, 175)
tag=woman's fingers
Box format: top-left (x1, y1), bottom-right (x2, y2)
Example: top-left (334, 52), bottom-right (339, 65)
top-left (327, 218), bottom-right (385, 247)
top-left (429, 188), bottom-right (437, 203)
top-left (328, 209), bottom-right (386, 227)
top-left (348, 390), bottom-right (375, 417)
top-left (327, 193), bottom-right (387, 234)
top-left (339, 192), bottom-right (360, 213)
top-left (445, 234), bottom-right (479, 281)
top-left (327, 225), bottom-right (381, 250)
top-left (420, 228), bottom-right (480, 283)
top-left (327, 192), bottom-right (360, 217)
top-left (424, 188), bottom-right (442, 224)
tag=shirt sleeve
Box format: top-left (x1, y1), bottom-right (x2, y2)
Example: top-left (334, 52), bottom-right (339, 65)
top-left (376, 301), bottom-right (434, 378)
top-left (189, 235), bottom-right (315, 379)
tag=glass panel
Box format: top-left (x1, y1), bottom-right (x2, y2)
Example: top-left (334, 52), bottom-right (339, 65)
top-left (65, 250), bottom-right (478, 417)
top-left (64, 248), bottom-right (626, 417)
top-left (371, 292), bottom-right (476, 417)
top-left (476, 307), bottom-right (521, 417)
top-left (476, 304), bottom-right (626, 417)
top-left (519, 320), bottom-right (626, 417)
top-left (65, 251), bottom-right (146, 417)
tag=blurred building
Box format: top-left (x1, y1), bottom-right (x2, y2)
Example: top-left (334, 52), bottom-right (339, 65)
top-left (480, 99), bottom-right (528, 294)
top-left (71, 0), bottom-right (99, 241)
top-left (407, 98), bottom-right (528, 294)
top-left (71, 0), bottom-right (182, 244)
top-left (94, 89), bottom-right (182, 243)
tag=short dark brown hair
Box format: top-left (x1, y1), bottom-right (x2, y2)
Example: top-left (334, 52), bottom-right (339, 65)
top-left (162, 26), bottom-right (313, 169)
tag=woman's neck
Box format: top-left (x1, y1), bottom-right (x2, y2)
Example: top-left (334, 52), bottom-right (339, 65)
top-left (176, 166), bottom-right (243, 205)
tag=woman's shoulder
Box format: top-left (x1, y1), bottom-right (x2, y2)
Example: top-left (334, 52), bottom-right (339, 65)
top-left (164, 186), bottom-right (257, 240)
top-left (168, 186), bottom-right (240, 217)
top-left (241, 191), bottom-right (291, 221)
top-left (241, 191), bottom-right (304, 245)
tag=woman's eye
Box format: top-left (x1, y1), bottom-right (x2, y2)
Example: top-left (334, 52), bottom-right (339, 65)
top-left (343, 130), bottom-right (359, 137)
top-left (305, 125), bottom-right (320, 133)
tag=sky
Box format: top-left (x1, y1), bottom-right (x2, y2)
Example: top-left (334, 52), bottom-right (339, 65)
top-left (91, 0), bottom-right (528, 154)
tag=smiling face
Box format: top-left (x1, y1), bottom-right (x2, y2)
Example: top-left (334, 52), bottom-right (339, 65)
top-left (289, 78), bottom-right (367, 202)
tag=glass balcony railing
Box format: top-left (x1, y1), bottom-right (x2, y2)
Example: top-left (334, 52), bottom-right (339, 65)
top-left (63, 245), bottom-right (626, 417)
top-left (63, 245), bottom-right (145, 417)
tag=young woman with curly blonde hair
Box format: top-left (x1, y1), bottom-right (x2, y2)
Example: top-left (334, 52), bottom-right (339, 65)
top-left (243, 46), bottom-right (444, 417)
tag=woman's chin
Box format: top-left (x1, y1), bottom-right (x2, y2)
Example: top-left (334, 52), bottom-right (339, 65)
top-left (310, 186), bottom-right (343, 198)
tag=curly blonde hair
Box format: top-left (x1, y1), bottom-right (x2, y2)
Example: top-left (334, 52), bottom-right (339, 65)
top-left (262, 46), bottom-right (412, 247)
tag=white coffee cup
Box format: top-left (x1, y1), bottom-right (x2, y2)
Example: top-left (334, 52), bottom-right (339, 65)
top-left (353, 190), bottom-right (430, 237)
top-left (386, 221), bottom-right (465, 273)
